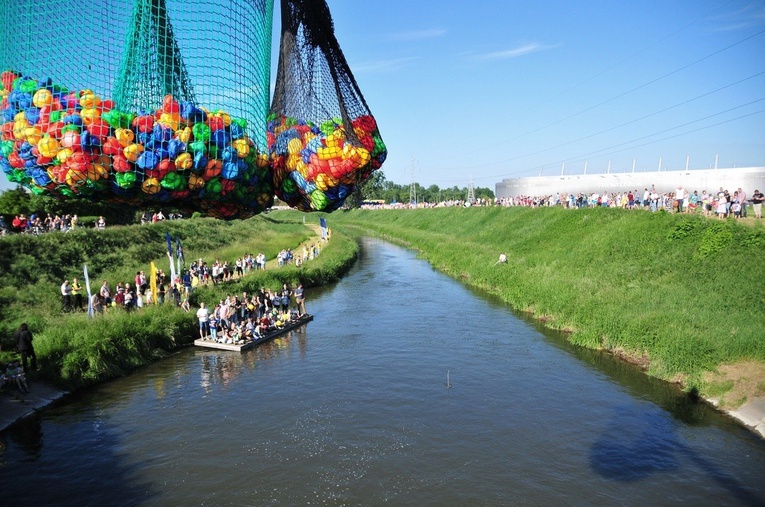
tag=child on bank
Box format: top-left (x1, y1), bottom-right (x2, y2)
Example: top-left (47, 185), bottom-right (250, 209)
top-left (209, 313), bottom-right (219, 342)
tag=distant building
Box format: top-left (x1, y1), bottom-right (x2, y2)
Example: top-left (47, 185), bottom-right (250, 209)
top-left (496, 166), bottom-right (765, 199)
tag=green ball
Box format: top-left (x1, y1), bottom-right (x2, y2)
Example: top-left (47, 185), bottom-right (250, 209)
top-left (192, 123), bottom-right (211, 142)
top-left (161, 172), bottom-right (185, 190)
top-left (115, 172), bottom-right (136, 188)
top-left (310, 189), bottom-right (328, 210)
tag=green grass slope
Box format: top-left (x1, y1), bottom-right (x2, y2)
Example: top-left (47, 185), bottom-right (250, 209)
top-left (0, 215), bottom-right (358, 389)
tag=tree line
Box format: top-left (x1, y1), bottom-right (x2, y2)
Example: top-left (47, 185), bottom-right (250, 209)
top-left (347, 171), bottom-right (495, 206)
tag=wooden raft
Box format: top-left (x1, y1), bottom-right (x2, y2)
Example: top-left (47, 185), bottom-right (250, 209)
top-left (194, 314), bottom-right (314, 352)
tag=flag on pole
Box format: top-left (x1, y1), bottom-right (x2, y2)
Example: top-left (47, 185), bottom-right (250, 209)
top-left (83, 264), bottom-right (93, 318)
top-left (150, 261), bottom-right (158, 305)
top-left (176, 236), bottom-right (184, 271)
top-left (166, 231), bottom-right (177, 288)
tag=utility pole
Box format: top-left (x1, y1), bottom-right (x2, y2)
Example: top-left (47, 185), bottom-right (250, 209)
top-left (409, 154), bottom-right (417, 207)
top-left (467, 175), bottom-right (475, 204)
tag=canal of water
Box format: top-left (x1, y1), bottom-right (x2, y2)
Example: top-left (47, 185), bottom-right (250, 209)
top-left (2, 237), bottom-right (764, 505)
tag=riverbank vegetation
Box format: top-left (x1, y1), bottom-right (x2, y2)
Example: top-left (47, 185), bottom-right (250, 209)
top-left (324, 206), bottom-right (765, 406)
top-left (0, 215), bottom-right (357, 389)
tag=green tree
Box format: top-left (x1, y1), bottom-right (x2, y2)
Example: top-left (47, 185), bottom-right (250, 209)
top-left (0, 186), bottom-right (32, 215)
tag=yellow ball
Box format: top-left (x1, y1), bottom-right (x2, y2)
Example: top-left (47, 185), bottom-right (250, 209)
top-left (115, 128), bottom-right (134, 147)
top-left (13, 119), bottom-right (29, 139)
top-left (66, 169), bottom-right (88, 187)
top-left (88, 159), bottom-right (109, 181)
top-left (33, 89), bottom-right (53, 108)
top-left (38, 136), bottom-right (61, 158)
top-left (142, 177), bottom-right (161, 194)
top-left (79, 91), bottom-right (101, 109)
top-left (24, 127), bottom-right (43, 145)
top-left (159, 113), bottom-right (180, 130)
top-left (286, 154), bottom-right (301, 170)
top-left (176, 126), bottom-right (191, 144)
top-left (56, 148), bottom-right (74, 164)
top-left (296, 160), bottom-right (308, 177)
top-left (123, 143), bottom-right (144, 162)
top-left (80, 107), bottom-right (101, 125)
top-left (175, 152), bottom-right (193, 170)
top-left (232, 138), bottom-right (250, 158)
top-left (188, 174), bottom-right (205, 190)
top-left (287, 137), bottom-right (303, 155)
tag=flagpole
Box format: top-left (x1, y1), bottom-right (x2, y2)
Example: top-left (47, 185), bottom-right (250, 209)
top-left (83, 264), bottom-right (93, 318)
top-left (166, 232), bottom-right (177, 290)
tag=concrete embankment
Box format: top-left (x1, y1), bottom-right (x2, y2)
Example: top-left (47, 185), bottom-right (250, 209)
top-left (715, 398), bottom-right (765, 438)
top-left (0, 382), bottom-right (68, 432)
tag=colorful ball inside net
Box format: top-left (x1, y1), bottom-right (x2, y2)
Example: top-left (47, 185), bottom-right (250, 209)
top-left (267, 0), bottom-right (387, 212)
top-left (0, 0), bottom-right (386, 217)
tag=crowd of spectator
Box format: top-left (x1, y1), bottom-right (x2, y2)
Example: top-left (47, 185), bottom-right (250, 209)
top-left (494, 185), bottom-right (760, 219)
top-left (2, 212), bottom-right (82, 235)
top-left (359, 186), bottom-right (763, 220)
top-left (62, 233), bottom-right (325, 330)
top-left (194, 282), bottom-right (308, 345)
top-left (0, 207), bottom-right (186, 237)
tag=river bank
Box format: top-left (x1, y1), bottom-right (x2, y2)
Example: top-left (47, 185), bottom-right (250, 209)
top-left (0, 217), bottom-right (357, 400)
top-left (312, 207), bottom-right (765, 437)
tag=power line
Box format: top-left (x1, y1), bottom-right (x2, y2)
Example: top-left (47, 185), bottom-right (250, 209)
top-left (421, 28), bottom-right (765, 174)
top-left (444, 100), bottom-right (765, 184)
top-left (559, 106), bottom-right (765, 167)
top-left (530, 0), bottom-right (737, 109)
top-left (436, 70), bottom-right (765, 175)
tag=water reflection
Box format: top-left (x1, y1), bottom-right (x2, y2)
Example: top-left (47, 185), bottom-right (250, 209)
top-left (196, 324), bottom-right (310, 393)
top-left (591, 405), bottom-right (763, 505)
top-left (590, 406), bottom-right (681, 481)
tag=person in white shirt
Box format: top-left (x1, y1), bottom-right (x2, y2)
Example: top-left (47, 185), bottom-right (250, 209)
top-left (196, 302), bottom-right (210, 338)
top-left (674, 186), bottom-right (685, 213)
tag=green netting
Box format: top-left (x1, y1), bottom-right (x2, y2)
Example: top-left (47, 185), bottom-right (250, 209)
top-left (0, 0), bottom-right (273, 145)
top-left (113, 0), bottom-right (198, 112)
top-left (0, 0), bottom-right (275, 218)
top-left (0, 0), bottom-right (387, 218)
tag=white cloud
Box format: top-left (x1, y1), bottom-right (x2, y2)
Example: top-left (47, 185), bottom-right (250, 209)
top-left (389, 28), bottom-right (447, 41)
top-left (472, 43), bottom-right (554, 61)
top-left (712, 2), bottom-right (765, 31)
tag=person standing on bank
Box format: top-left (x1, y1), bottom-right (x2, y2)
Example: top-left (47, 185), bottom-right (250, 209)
top-left (61, 279), bottom-right (72, 312)
top-left (71, 277), bottom-right (84, 311)
top-left (14, 323), bottom-right (37, 375)
top-left (752, 189), bottom-right (764, 219)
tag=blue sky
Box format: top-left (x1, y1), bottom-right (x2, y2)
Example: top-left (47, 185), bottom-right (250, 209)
top-left (317, 0), bottom-right (765, 189)
top-left (2, 0), bottom-right (762, 194)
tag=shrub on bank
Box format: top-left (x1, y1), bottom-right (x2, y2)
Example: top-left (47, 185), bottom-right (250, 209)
top-left (0, 214), bottom-right (353, 389)
top-left (33, 304), bottom-right (196, 389)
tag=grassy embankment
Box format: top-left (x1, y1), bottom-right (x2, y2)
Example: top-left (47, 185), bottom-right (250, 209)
top-left (328, 206), bottom-right (765, 406)
top-left (0, 215), bottom-right (358, 389)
